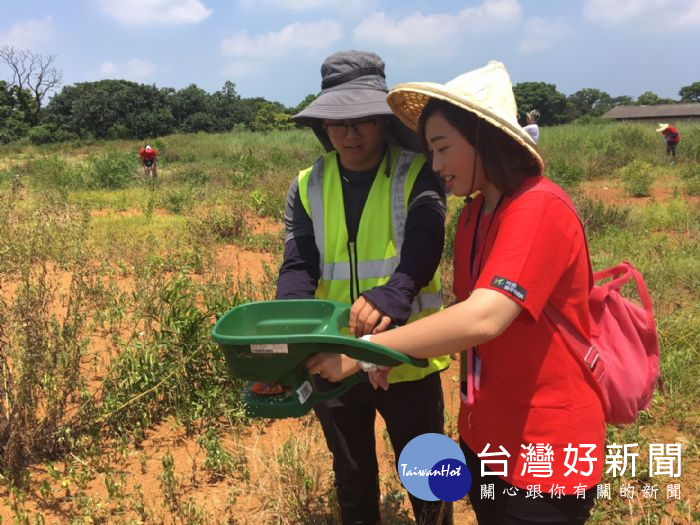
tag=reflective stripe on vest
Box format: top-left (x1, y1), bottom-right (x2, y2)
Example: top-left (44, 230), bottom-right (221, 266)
top-left (298, 146), bottom-right (449, 383)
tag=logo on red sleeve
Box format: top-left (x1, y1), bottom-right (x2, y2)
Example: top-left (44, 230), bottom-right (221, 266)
top-left (491, 276), bottom-right (527, 301)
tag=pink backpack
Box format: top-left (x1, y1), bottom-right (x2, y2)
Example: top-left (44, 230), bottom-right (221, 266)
top-left (539, 185), bottom-right (662, 425)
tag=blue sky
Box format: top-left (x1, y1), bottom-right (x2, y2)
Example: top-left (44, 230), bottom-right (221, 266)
top-left (2, 0), bottom-right (699, 108)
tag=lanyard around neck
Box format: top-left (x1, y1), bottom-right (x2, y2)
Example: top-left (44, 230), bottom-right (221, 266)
top-left (470, 195), bottom-right (504, 282)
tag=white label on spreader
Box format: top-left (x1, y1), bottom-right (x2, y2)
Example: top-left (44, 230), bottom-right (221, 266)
top-left (296, 380), bottom-right (313, 405)
top-left (250, 343), bottom-right (289, 354)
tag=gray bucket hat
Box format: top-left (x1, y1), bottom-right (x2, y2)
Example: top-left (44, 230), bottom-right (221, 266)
top-left (292, 50), bottom-right (419, 152)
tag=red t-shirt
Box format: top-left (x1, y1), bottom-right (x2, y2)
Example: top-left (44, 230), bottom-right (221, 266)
top-left (663, 127), bottom-right (680, 144)
top-left (455, 176), bottom-right (605, 492)
top-left (139, 147), bottom-right (157, 161)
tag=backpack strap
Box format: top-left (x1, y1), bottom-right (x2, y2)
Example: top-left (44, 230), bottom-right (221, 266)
top-left (517, 181), bottom-right (609, 407)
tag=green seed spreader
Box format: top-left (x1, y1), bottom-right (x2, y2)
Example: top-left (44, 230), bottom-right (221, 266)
top-left (212, 299), bottom-right (428, 418)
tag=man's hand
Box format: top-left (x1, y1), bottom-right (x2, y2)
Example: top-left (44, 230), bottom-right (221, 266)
top-left (349, 295), bottom-right (392, 337)
top-left (306, 353), bottom-right (361, 383)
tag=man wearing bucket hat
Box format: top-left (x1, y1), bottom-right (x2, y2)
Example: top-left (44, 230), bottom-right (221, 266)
top-left (277, 50), bottom-right (452, 524)
top-left (332, 61), bottom-right (605, 523)
top-left (655, 123), bottom-right (680, 159)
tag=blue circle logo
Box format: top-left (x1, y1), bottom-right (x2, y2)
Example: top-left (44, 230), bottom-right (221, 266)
top-left (397, 433), bottom-right (471, 502)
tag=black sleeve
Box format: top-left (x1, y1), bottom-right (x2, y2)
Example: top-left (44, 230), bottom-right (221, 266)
top-left (361, 164), bottom-right (446, 324)
top-left (276, 177), bottom-right (320, 299)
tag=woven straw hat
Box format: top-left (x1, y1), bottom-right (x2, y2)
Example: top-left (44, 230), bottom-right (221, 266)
top-left (387, 60), bottom-right (543, 172)
top-left (655, 123), bottom-right (670, 133)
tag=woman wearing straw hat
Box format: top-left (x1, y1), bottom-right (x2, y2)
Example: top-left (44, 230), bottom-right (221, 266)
top-left (280, 50), bottom-right (452, 525)
top-left (655, 123), bottom-right (680, 159)
top-left (327, 61), bottom-right (605, 524)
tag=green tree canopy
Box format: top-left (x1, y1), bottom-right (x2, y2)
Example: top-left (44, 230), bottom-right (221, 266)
top-left (210, 81), bottom-right (254, 131)
top-left (169, 84), bottom-right (211, 129)
top-left (636, 91), bottom-right (676, 105)
top-left (0, 80), bottom-right (32, 143)
top-left (610, 95), bottom-right (634, 106)
top-left (513, 81), bottom-right (569, 125)
top-left (293, 93), bottom-right (318, 116)
top-left (46, 79), bottom-right (175, 139)
top-left (679, 81), bottom-right (700, 102)
top-left (567, 88), bottom-right (613, 118)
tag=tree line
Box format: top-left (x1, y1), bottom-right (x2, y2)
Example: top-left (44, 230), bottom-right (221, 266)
top-left (2, 45), bottom-right (700, 145)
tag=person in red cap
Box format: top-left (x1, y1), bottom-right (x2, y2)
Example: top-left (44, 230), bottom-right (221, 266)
top-left (655, 123), bottom-right (680, 160)
top-left (138, 144), bottom-right (158, 178)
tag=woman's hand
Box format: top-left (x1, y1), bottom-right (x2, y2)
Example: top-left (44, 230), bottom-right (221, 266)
top-left (306, 353), bottom-right (361, 382)
top-left (349, 295), bottom-right (392, 336)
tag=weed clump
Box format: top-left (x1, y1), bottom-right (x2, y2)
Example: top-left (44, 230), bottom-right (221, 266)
top-left (618, 160), bottom-right (655, 197)
top-left (679, 164), bottom-right (700, 196)
top-left (545, 158), bottom-right (585, 188)
top-left (573, 195), bottom-right (630, 235)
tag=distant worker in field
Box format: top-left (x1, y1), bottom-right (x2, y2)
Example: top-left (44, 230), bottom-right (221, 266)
top-left (139, 144), bottom-right (158, 178)
top-left (656, 123), bottom-right (680, 160)
top-left (523, 109), bottom-right (540, 144)
top-left (278, 50), bottom-right (452, 525)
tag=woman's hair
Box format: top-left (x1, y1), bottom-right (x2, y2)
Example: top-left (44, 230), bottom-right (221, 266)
top-left (526, 109), bottom-right (540, 124)
top-left (418, 98), bottom-right (541, 195)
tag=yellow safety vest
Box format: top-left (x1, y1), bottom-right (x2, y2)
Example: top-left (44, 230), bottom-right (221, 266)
top-left (298, 145), bottom-right (450, 383)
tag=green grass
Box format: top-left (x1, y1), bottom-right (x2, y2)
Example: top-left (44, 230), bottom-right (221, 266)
top-left (0, 124), bottom-right (698, 523)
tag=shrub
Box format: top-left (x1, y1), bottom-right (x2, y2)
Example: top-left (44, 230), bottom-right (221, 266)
top-left (678, 164), bottom-right (700, 196)
top-left (106, 124), bottom-right (130, 140)
top-left (89, 151), bottom-right (136, 189)
top-left (572, 195), bottom-right (630, 235)
top-left (173, 168), bottom-right (210, 187)
top-left (684, 175), bottom-right (700, 196)
top-left (191, 209), bottom-right (246, 241)
top-left (26, 155), bottom-right (87, 191)
top-left (0, 201), bottom-right (93, 483)
top-left (160, 188), bottom-right (194, 214)
top-left (249, 188), bottom-right (284, 219)
top-left (99, 271), bottom-right (248, 437)
top-left (545, 159), bottom-right (585, 188)
top-left (617, 160), bottom-right (654, 197)
top-left (27, 125), bottom-right (56, 145)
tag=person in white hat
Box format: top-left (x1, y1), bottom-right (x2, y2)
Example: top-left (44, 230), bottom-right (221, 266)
top-left (522, 109), bottom-right (540, 144)
top-left (329, 61), bottom-right (605, 523)
top-left (280, 50), bottom-right (452, 525)
top-left (655, 123), bottom-right (680, 159)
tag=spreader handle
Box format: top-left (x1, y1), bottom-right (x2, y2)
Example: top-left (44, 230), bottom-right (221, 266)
top-left (330, 304), bottom-right (429, 368)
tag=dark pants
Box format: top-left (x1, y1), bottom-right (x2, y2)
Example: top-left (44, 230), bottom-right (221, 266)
top-left (313, 372), bottom-right (453, 525)
top-left (460, 441), bottom-right (595, 525)
top-left (666, 142), bottom-right (677, 156)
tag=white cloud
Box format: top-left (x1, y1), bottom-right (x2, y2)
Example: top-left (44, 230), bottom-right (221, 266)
top-left (678, 0), bottom-right (700, 26)
top-left (98, 58), bottom-right (156, 81)
top-left (0, 16), bottom-right (54, 50)
top-left (518, 17), bottom-right (570, 54)
top-left (221, 20), bottom-right (343, 60)
top-left (99, 0), bottom-right (212, 26)
top-left (583, 0), bottom-right (700, 29)
top-left (237, 0), bottom-right (376, 12)
top-left (352, 0), bottom-right (522, 49)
